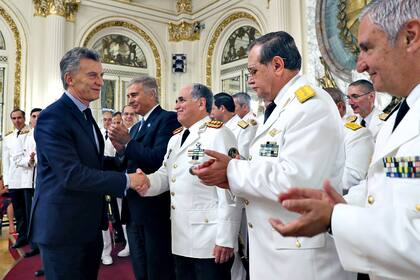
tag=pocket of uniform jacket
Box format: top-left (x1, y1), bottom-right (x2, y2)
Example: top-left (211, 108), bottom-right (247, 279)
top-left (189, 209), bottom-right (218, 249)
top-left (271, 228), bottom-right (326, 250)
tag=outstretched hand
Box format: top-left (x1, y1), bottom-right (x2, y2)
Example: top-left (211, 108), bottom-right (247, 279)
top-left (191, 149), bottom-right (231, 189)
top-left (269, 180), bottom-right (346, 237)
top-left (128, 168), bottom-right (150, 196)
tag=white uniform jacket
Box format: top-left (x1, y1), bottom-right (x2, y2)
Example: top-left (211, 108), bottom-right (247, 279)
top-left (226, 75), bottom-right (352, 280)
top-left (225, 114), bottom-right (257, 159)
top-left (2, 126), bottom-right (30, 189)
top-left (334, 84), bottom-right (420, 280)
top-left (145, 116), bottom-right (242, 258)
top-left (342, 122), bottom-right (374, 191)
top-left (15, 129), bottom-right (37, 189)
top-left (100, 128), bottom-right (116, 157)
top-left (357, 107), bottom-right (385, 142)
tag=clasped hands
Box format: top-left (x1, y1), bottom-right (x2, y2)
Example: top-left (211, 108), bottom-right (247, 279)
top-left (127, 169), bottom-right (151, 196)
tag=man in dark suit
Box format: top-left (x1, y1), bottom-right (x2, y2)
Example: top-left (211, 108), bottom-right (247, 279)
top-left (109, 76), bottom-right (179, 280)
top-left (29, 47), bottom-right (144, 280)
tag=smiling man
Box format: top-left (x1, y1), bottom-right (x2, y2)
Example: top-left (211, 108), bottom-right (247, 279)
top-left (193, 32), bottom-right (351, 279)
top-left (346, 79), bottom-right (385, 141)
top-left (269, 1), bottom-right (420, 279)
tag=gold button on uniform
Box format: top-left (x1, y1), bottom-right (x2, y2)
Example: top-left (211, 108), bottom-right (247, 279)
top-left (244, 199), bottom-right (249, 206)
top-left (248, 156), bottom-right (252, 160)
top-left (248, 223), bottom-right (253, 228)
top-left (204, 219), bottom-right (209, 223)
top-left (171, 177), bottom-right (176, 183)
top-left (416, 204), bottom-right (420, 211)
top-left (367, 195), bottom-right (375, 205)
top-left (170, 192), bottom-right (175, 196)
top-left (171, 205), bottom-right (175, 210)
top-left (173, 163), bottom-right (178, 168)
top-left (295, 240), bottom-right (301, 248)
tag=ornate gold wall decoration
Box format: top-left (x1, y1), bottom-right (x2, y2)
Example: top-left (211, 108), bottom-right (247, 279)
top-left (337, 0), bottom-right (370, 56)
top-left (206, 12), bottom-right (257, 88)
top-left (33, 0), bottom-right (80, 22)
top-left (168, 21), bottom-right (200, 42)
top-left (82, 20), bottom-right (162, 95)
top-left (317, 57), bottom-right (338, 89)
top-left (176, 0), bottom-right (192, 14)
top-left (0, 7), bottom-right (22, 108)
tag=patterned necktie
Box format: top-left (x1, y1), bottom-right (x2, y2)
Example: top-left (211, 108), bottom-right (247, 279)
top-left (180, 129), bottom-right (190, 147)
top-left (360, 119), bottom-right (366, 127)
top-left (264, 102), bottom-right (277, 124)
top-left (392, 99), bottom-right (409, 132)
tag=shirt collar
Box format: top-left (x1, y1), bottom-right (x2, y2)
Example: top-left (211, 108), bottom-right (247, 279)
top-left (65, 91), bottom-right (88, 112)
top-left (142, 104), bottom-right (159, 121)
top-left (405, 84), bottom-right (420, 108)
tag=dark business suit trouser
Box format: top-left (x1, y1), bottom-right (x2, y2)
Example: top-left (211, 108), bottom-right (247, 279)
top-left (127, 220), bottom-right (175, 280)
top-left (39, 233), bottom-right (103, 280)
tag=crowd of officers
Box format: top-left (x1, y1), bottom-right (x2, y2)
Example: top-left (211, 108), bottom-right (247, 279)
top-left (2, 1), bottom-right (420, 279)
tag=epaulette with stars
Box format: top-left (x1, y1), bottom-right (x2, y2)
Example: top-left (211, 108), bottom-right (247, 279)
top-left (173, 127), bottom-right (183, 135)
top-left (237, 120), bottom-right (249, 129)
top-left (206, 120), bottom-right (223, 129)
top-left (4, 131), bottom-right (13, 137)
top-left (346, 115), bottom-right (358, 123)
top-left (295, 85), bottom-right (316, 103)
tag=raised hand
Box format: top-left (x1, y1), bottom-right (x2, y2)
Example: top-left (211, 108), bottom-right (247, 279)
top-left (109, 122), bottom-right (131, 146)
top-left (191, 149), bottom-right (231, 189)
top-left (269, 180), bottom-right (346, 237)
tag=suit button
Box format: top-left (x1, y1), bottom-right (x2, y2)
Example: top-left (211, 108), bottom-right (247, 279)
top-left (204, 219), bottom-right (209, 223)
top-left (295, 240), bottom-right (301, 248)
top-left (248, 223), bottom-right (253, 228)
top-left (170, 192), bottom-right (175, 196)
top-left (367, 195), bottom-right (375, 205)
top-left (173, 163), bottom-right (177, 168)
top-left (244, 199), bottom-right (249, 206)
top-left (171, 205), bottom-right (175, 210)
top-left (171, 177), bottom-right (176, 183)
top-left (416, 204), bottom-right (420, 211)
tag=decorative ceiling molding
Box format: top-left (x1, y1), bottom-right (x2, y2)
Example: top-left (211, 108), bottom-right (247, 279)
top-left (176, 0), bottom-right (192, 14)
top-left (168, 20), bottom-right (200, 42)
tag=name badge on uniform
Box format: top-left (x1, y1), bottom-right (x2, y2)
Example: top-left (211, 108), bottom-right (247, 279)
top-left (188, 142), bottom-right (205, 164)
top-left (259, 141), bottom-right (279, 157)
top-left (383, 156), bottom-right (420, 178)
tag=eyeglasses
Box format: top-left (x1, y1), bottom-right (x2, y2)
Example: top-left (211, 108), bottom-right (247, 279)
top-left (345, 91), bottom-right (372, 100)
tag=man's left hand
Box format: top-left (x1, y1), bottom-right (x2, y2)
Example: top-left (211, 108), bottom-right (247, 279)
top-left (213, 245), bottom-right (234, 263)
top-left (109, 123), bottom-right (131, 145)
top-left (191, 150), bottom-right (231, 189)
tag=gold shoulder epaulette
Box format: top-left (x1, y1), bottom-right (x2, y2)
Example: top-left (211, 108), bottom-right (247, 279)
top-left (5, 130), bottom-right (13, 137)
top-left (346, 115), bottom-right (358, 123)
top-left (295, 85), bottom-right (316, 103)
top-left (248, 119), bottom-right (258, 126)
top-left (173, 127), bottom-right (183, 135)
top-left (237, 120), bottom-right (249, 129)
top-left (206, 120), bottom-right (223, 129)
top-left (379, 112), bottom-right (389, 121)
top-left (345, 122), bottom-right (363, 131)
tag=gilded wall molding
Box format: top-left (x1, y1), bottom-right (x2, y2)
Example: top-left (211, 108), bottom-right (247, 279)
top-left (0, 7), bottom-right (22, 108)
top-left (206, 12), bottom-right (257, 88)
top-left (168, 21), bottom-right (200, 42)
top-left (176, 0), bottom-right (192, 14)
top-left (82, 20), bottom-right (162, 96)
top-left (33, 0), bottom-right (80, 22)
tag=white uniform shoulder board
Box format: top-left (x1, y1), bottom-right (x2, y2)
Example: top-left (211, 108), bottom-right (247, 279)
top-left (344, 122), bottom-right (363, 131)
top-left (295, 85), bottom-right (316, 103)
top-left (5, 130), bottom-right (13, 137)
top-left (237, 120), bottom-right (249, 129)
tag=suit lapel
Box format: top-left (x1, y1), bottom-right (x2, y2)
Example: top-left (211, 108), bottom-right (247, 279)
top-left (135, 106), bottom-right (162, 141)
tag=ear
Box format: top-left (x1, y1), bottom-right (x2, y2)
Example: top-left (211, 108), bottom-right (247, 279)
top-left (64, 72), bottom-right (73, 87)
top-left (404, 19), bottom-right (420, 52)
top-left (272, 56), bottom-right (285, 74)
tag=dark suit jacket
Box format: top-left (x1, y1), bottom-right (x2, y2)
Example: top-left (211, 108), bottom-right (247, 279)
top-left (29, 93), bottom-right (127, 245)
top-left (121, 105), bottom-right (180, 225)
